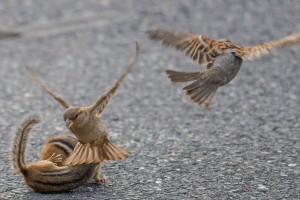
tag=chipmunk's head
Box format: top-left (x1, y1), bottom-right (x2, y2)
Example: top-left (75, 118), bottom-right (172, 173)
top-left (63, 107), bottom-right (91, 131)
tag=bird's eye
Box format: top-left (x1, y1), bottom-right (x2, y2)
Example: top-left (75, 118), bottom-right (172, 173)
top-left (74, 111), bottom-right (82, 119)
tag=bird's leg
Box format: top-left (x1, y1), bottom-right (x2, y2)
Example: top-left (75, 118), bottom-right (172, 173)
top-left (93, 165), bottom-right (106, 184)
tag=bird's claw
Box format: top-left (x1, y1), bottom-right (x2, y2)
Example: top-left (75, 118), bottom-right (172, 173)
top-left (95, 177), bottom-right (106, 185)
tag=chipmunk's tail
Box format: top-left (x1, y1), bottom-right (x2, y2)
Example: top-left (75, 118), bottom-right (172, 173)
top-left (12, 115), bottom-right (40, 174)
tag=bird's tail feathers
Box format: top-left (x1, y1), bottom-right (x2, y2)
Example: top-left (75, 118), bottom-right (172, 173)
top-left (166, 70), bottom-right (204, 82)
top-left (63, 139), bottom-right (130, 166)
top-left (100, 140), bottom-right (130, 161)
top-left (183, 78), bottom-right (218, 108)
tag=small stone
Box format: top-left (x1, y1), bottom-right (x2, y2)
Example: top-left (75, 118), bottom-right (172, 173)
top-left (224, 169), bottom-right (235, 175)
top-left (293, 170), bottom-right (300, 175)
top-left (257, 184), bottom-right (268, 192)
top-left (179, 189), bottom-right (188, 194)
top-left (288, 163), bottom-right (297, 167)
top-left (261, 151), bottom-right (270, 156)
top-left (54, 126), bottom-right (63, 131)
top-left (280, 172), bottom-right (288, 177)
top-left (196, 187), bottom-right (206, 190)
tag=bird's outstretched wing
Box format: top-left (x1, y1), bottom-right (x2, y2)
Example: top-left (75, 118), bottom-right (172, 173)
top-left (27, 67), bottom-right (71, 109)
top-left (88, 42), bottom-right (140, 116)
top-left (234, 32), bottom-right (300, 60)
top-left (147, 29), bottom-right (221, 67)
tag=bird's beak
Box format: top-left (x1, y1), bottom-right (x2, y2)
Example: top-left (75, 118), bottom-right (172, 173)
top-left (65, 119), bottom-right (73, 128)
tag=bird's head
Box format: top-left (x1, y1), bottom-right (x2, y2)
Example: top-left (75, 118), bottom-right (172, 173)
top-left (63, 107), bottom-right (91, 131)
top-left (62, 103), bottom-right (109, 133)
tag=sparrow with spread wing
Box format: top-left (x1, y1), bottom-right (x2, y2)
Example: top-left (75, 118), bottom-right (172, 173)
top-left (28, 42), bottom-right (139, 166)
top-left (147, 29), bottom-right (300, 107)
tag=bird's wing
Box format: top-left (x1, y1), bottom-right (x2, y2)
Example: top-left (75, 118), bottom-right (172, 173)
top-left (27, 67), bottom-right (71, 109)
top-left (234, 32), bottom-right (300, 60)
top-left (147, 29), bottom-right (219, 67)
top-left (88, 42), bottom-right (140, 115)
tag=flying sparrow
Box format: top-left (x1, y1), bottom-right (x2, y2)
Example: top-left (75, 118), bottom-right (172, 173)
top-left (28, 42), bottom-right (139, 166)
top-left (147, 29), bottom-right (300, 107)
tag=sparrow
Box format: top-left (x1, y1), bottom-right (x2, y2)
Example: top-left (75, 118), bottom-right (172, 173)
top-left (147, 28), bottom-right (300, 107)
top-left (28, 42), bottom-right (139, 166)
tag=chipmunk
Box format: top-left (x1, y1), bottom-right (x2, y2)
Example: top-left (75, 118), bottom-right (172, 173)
top-left (27, 42), bottom-right (139, 166)
top-left (39, 135), bottom-right (77, 164)
top-left (12, 115), bottom-right (102, 193)
top-left (39, 134), bottom-right (105, 184)
top-left (147, 29), bottom-right (300, 107)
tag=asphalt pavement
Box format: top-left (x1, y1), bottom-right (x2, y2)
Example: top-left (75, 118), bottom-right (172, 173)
top-left (0, 0), bottom-right (299, 199)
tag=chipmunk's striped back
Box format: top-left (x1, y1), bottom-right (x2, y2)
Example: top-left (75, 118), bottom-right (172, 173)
top-left (39, 135), bottom-right (77, 165)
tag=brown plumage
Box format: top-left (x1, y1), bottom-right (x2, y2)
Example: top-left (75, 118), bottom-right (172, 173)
top-left (147, 29), bottom-right (300, 107)
top-left (28, 42), bottom-right (139, 166)
top-left (11, 115), bottom-right (100, 193)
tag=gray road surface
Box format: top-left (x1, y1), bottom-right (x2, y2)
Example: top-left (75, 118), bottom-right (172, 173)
top-left (0, 0), bottom-right (299, 199)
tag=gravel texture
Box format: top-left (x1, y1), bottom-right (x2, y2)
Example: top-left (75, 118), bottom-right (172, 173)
top-left (0, 0), bottom-right (299, 199)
